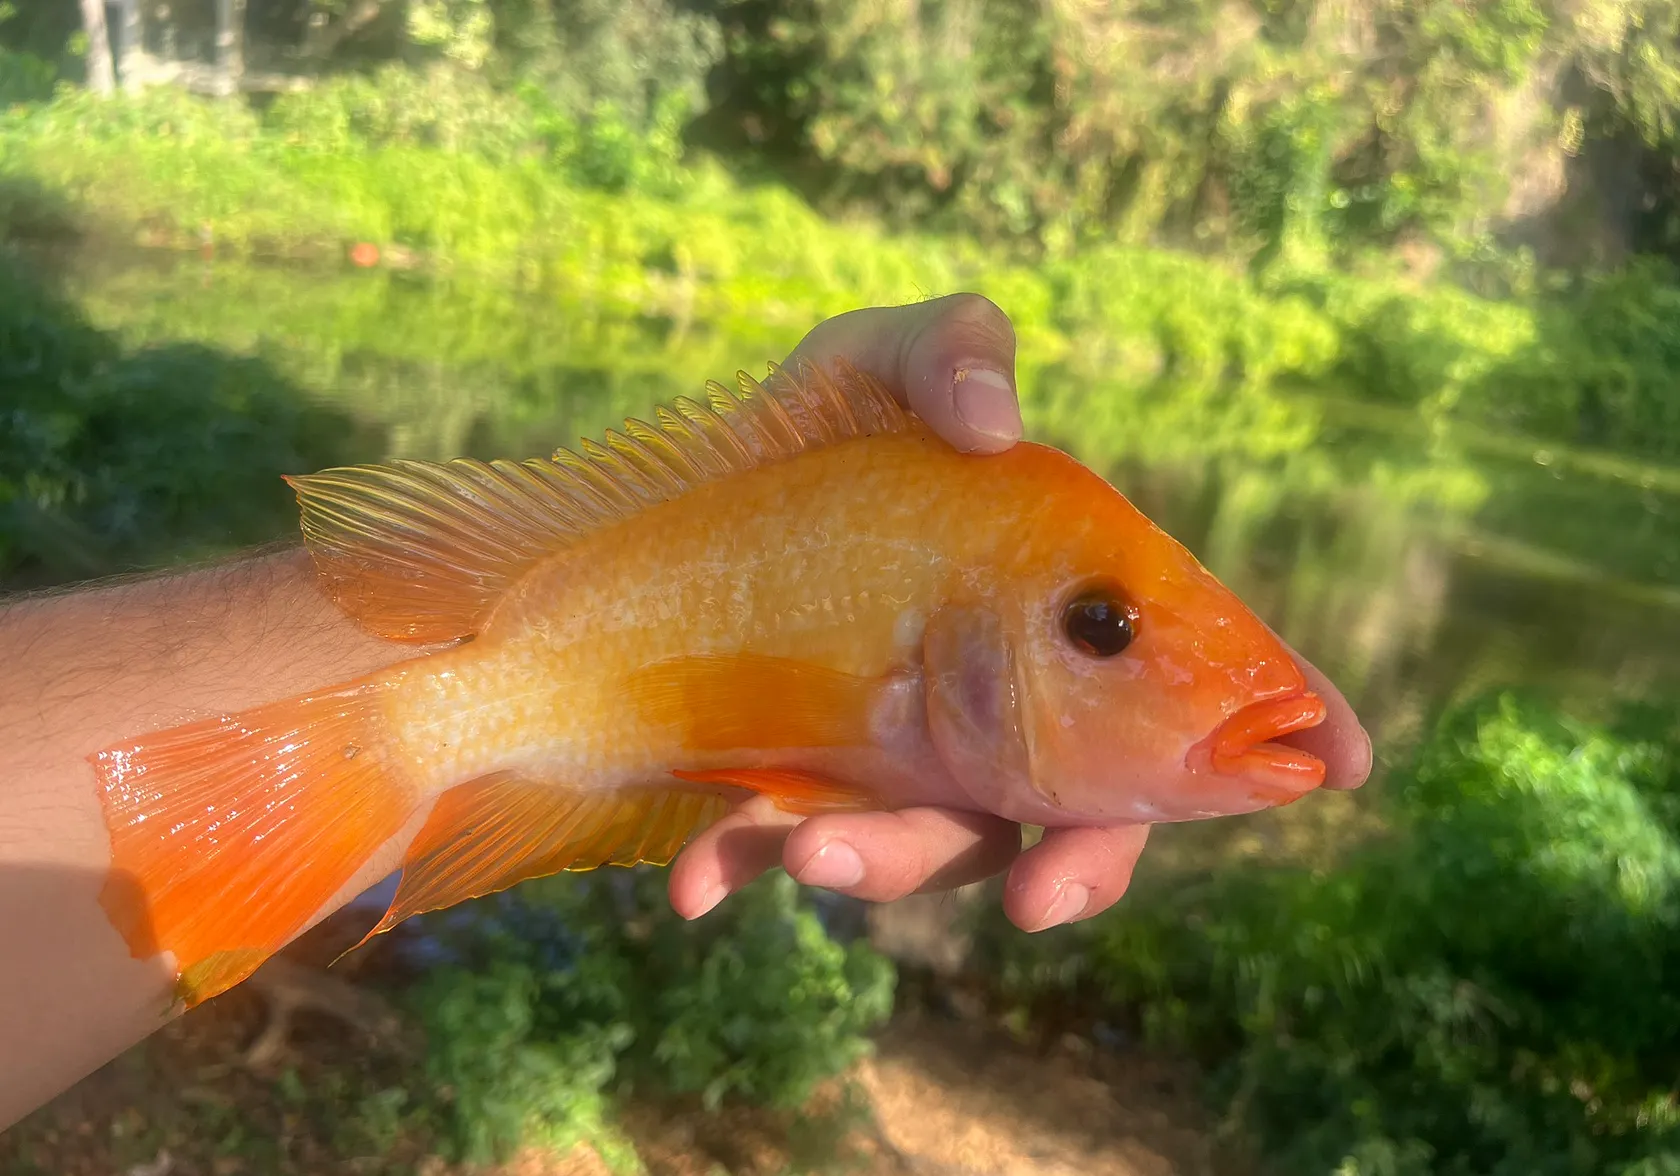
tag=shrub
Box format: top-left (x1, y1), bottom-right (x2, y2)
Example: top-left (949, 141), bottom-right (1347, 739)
top-left (0, 47), bottom-right (54, 105)
top-left (405, 869), bottom-right (894, 1163)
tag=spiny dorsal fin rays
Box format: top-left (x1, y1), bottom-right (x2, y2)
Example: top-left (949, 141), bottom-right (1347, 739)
top-left (286, 358), bottom-right (911, 645)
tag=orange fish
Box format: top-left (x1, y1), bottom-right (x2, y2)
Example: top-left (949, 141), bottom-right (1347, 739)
top-left (91, 361), bottom-right (1327, 1008)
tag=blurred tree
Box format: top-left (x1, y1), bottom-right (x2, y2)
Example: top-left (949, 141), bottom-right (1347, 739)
top-left (684, 0), bottom-right (1680, 272)
top-left (489, 0), bottom-right (721, 131)
top-left (18, 0), bottom-right (1680, 269)
top-left (76, 0), bottom-right (112, 92)
top-left (112, 0), bottom-right (140, 89)
top-left (298, 0), bottom-right (392, 62)
top-left (215, 0), bottom-right (244, 93)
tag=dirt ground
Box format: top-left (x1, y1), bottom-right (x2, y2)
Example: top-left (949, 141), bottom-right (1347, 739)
top-left (1, 996), bottom-right (1254, 1176)
top-left (1, 894), bottom-right (1257, 1176)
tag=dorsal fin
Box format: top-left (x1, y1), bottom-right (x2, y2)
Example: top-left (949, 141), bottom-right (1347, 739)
top-left (285, 359), bottom-right (912, 643)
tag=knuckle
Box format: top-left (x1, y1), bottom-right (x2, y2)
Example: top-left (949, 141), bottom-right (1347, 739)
top-left (934, 292), bottom-right (1016, 349)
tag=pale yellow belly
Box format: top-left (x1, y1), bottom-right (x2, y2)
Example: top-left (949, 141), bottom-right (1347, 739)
top-left (376, 636), bottom-right (654, 794)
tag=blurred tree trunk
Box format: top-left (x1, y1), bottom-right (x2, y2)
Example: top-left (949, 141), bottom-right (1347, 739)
top-left (303, 0), bottom-right (387, 62)
top-left (79, 0), bottom-right (115, 93)
top-left (114, 0), bottom-right (143, 91)
top-left (215, 0), bottom-right (244, 96)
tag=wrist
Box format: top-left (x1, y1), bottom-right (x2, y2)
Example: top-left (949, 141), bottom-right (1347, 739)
top-left (0, 543), bottom-right (427, 1129)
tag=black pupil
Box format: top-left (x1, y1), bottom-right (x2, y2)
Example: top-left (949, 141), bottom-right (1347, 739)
top-left (1064, 592), bottom-right (1134, 657)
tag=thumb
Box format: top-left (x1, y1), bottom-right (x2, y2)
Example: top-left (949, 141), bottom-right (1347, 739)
top-left (784, 293), bottom-right (1023, 453)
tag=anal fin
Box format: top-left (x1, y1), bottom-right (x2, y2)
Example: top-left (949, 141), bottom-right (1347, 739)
top-left (355, 777), bottom-right (729, 947)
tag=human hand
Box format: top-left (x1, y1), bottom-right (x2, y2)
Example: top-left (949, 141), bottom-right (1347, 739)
top-left (665, 294), bottom-right (1374, 932)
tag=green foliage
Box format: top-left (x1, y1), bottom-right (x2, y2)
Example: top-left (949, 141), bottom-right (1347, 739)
top-left (265, 64), bottom-right (549, 163)
top-left (407, 871), bottom-right (894, 1164)
top-left (16, 0), bottom-right (1680, 267)
top-left (325, 0), bottom-right (719, 191)
top-left (487, 0), bottom-right (722, 136)
top-left (37, 82), bottom-right (265, 143)
top-left (0, 46), bottom-right (52, 105)
top-left (1264, 259), bottom-right (1680, 462)
top-left (637, 872), bottom-right (895, 1110)
top-left (407, 0), bottom-right (496, 68)
top-left (1276, 267), bottom-right (1540, 412)
top-left (264, 57), bottom-right (701, 195)
top-left (700, 0), bottom-right (1596, 263)
top-left (7, 71), bottom-right (1679, 469)
top-left (979, 692), bottom-right (1680, 1175)
top-left (410, 960), bottom-right (633, 1165)
top-left (0, 252), bottom-right (368, 583)
top-left (1475, 261), bottom-right (1680, 460)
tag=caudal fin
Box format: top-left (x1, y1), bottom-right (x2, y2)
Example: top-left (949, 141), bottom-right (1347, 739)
top-left (91, 683), bottom-right (418, 1009)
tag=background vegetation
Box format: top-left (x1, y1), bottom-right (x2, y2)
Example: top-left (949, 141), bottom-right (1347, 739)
top-left (3, 0), bottom-right (1680, 1173)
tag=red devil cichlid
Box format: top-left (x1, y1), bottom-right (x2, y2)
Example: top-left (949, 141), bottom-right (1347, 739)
top-left (91, 361), bottom-right (1327, 1008)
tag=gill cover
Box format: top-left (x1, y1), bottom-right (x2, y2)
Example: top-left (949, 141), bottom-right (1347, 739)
top-left (922, 606), bottom-right (1036, 819)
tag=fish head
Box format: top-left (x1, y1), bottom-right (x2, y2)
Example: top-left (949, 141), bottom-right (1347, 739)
top-left (923, 443), bottom-right (1328, 827)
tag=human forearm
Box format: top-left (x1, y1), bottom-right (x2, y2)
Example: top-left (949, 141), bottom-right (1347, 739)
top-left (0, 546), bottom-right (435, 1128)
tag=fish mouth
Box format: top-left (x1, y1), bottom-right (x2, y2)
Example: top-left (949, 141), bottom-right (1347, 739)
top-left (1193, 692), bottom-right (1329, 803)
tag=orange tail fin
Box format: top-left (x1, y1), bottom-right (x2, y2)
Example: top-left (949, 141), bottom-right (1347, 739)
top-left (91, 683), bottom-right (418, 1009)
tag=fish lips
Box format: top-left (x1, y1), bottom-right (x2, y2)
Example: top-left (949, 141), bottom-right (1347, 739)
top-left (1188, 691), bottom-right (1329, 806)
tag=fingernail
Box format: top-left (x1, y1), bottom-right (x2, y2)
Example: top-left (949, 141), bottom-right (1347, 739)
top-left (796, 840), bottom-right (865, 890)
top-left (952, 366), bottom-right (1022, 442)
top-left (1035, 883), bottom-right (1089, 930)
top-left (689, 881), bottom-right (727, 919)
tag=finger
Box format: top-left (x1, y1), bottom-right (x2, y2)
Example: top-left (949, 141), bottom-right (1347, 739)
top-left (668, 796), bottom-right (803, 919)
top-left (1278, 644), bottom-right (1373, 791)
top-left (785, 292), bottom-right (1022, 453)
top-left (1002, 823), bottom-right (1151, 932)
top-left (783, 807), bottom-right (1022, 903)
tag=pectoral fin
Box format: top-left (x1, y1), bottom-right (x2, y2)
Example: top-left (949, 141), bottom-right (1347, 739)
top-left (624, 653), bottom-right (882, 752)
top-left (671, 767), bottom-right (878, 814)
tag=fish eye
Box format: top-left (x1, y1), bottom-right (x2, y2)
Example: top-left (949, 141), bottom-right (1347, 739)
top-left (1061, 587), bottom-right (1136, 657)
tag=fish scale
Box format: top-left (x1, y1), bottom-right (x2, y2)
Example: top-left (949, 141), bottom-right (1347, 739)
top-left (384, 433), bottom-right (988, 797)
